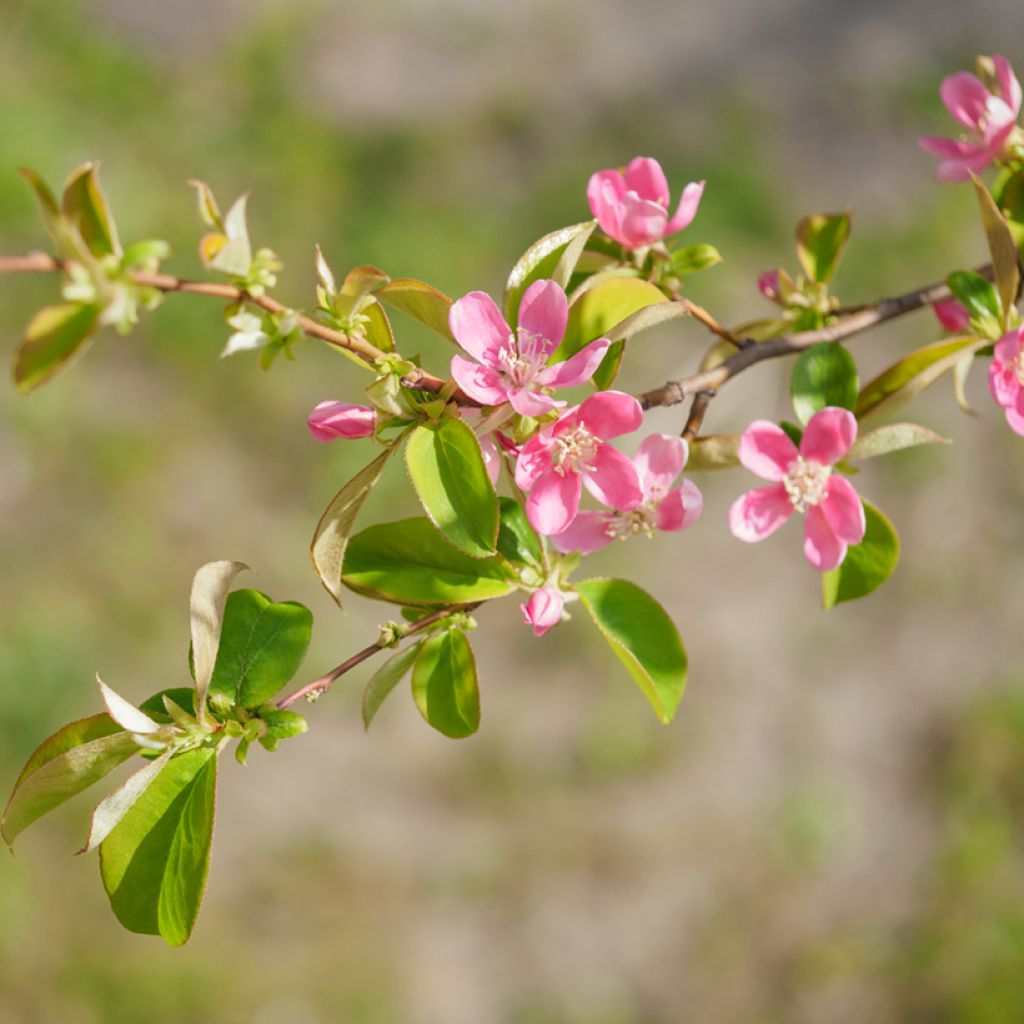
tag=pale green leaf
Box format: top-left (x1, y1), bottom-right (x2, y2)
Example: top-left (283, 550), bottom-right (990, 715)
top-left (846, 423), bottom-right (950, 461)
top-left (504, 220), bottom-right (597, 323)
top-left (411, 629), bottom-right (480, 738)
top-left (362, 641), bottom-right (425, 729)
top-left (12, 303), bottom-right (101, 395)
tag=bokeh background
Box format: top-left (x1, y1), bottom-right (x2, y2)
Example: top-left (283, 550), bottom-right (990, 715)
top-left (3, 1), bottom-right (1024, 1021)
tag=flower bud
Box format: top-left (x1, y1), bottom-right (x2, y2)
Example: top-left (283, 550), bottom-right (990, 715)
top-left (520, 587), bottom-right (565, 637)
top-left (307, 400), bottom-right (377, 441)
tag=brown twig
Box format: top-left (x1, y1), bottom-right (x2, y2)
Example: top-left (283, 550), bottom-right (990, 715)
top-left (681, 390), bottom-right (715, 440)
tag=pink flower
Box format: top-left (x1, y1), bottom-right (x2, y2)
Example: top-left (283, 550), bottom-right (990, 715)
top-left (515, 391), bottom-right (644, 536)
top-left (758, 270), bottom-right (781, 303)
top-left (552, 434), bottom-right (703, 554)
top-left (587, 156), bottom-right (705, 249)
top-left (520, 587), bottom-right (565, 637)
top-left (988, 326), bottom-right (1024, 436)
top-left (729, 408), bottom-right (866, 571)
top-left (933, 298), bottom-right (971, 334)
top-left (307, 401), bottom-right (377, 441)
top-left (920, 56), bottom-right (1021, 181)
top-left (449, 279), bottom-right (610, 418)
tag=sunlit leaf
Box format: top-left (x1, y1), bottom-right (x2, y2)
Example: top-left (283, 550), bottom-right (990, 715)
top-left (411, 628), bottom-right (480, 738)
top-left (970, 172), bottom-right (1020, 327)
top-left (362, 641), bottom-right (425, 729)
top-left (790, 342), bottom-right (858, 424)
top-left (375, 278), bottom-right (455, 343)
top-left (12, 302), bottom-right (101, 394)
top-left (846, 423), bottom-right (950, 461)
top-left (822, 501), bottom-right (900, 609)
top-left (504, 220), bottom-right (596, 323)
top-left (795, 211), bottom-right (850, 284)
top-left (61, 163), bottom-right (121, 258)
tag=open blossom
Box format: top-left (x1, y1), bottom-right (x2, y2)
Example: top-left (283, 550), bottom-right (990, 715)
top-left (729, 408), bottom-right (866, 571)
top-left (552, 434), bottom-right (702, 554)
top-left (515, 391), bottom-right (643, 536)
top-left (920, 55), bottom-right (1021, 181)
top-left (587, 156), bottom-right (704, 249)
top-left (449, 279), bottom-right (610, 418)
top-left (988, 326), bottom-right (1024, 436)
top-left (307, 401), bottom-right (376, 441)
top-left (520, 586), bottom-right (565, 637)
top-left (933, 298), bottom-right (971, 334)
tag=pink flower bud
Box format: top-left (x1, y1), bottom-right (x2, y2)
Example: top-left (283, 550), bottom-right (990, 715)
top-left (307, 401), bottom-right (377, 441)
top-left (758, 270), bottom-right (780, 302)
top-left (520, 587), bottom-right (565, 637)
top-left (933, 298), bottom-right (971, 334)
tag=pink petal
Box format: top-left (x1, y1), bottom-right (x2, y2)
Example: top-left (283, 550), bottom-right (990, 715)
top-left (1005, 406), bottom-right (1024, 436)
top-left (989, 362), bottom-right (1019, 409)
top-left (737, 420), bottom-right (799, 481)
top-left (729, 484), bottom-right (793, 542)
top-left (803, 505), bottom-right (846, 571)
top-left (551, 511), bottom-right (615, 555)
top-left (587, 170), bottom-right (627, 245)
top-left (994, 329), bottom-right (1022, 363)
top-left (623, 156), bottom-right (670, 206)
top-left (619, 193), bottom-right (669, 247)
top-left (758, 270), bottom-right (780, 301)
top-left (451, 355), bottom-right (509, 405)
top-left (520, 587), bottom-right (565, 637)
top-left (583, 443), bottom-right (643, 510)
top-left (919, 135), bottom-right (981, 158)
top-left (655, 479), bottom-right (703, 532)
top-left (535, 337), bottom-right (611, 389)
top-left (933, 298), bottom-right (971, 333)
top-left (575, 390), bottom-right (643, 440)
top-left (526, 469), bottom-right (583, 536)
top-left (819, 475), bottom-right (866, 545)
top-left (508, 387), bottom-right (561, 418)
top-left (800, 407), bottom-right (857, 466)
top-left (449, 291), bottom-right (512, 367)
top-left (940, 72), bottom-right (991, 130)
top-left (994, 55), bottom-right (1022, 115)
top-left (634, 433), bottom-right (686, 498)
top-left (479, 433), bottom-right (500, 485)
top-left (664, 180), bottom-right (705, 235)
top-left (518, 279), bottom-right (568, 350)
top-left (306, 400), bottom-right (376, 441)
top-left (515, 436), bottom-right (552, 491)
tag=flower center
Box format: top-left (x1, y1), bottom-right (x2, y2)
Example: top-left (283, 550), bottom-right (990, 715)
top-left (782, 456), bottom-right (831, 513)
top-left (498, 329), bottom-right (550, 388)
top-left (552, 425), bottom-right (599, 476)
top-left (604, 503), bottom-right (658, 541)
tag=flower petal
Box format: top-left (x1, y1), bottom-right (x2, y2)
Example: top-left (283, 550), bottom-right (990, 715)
top-left (933, 298), bottom-right (971, 333)
top-left (619, 193), bottom-right (669, 247)
top-left (450, 355), bottom-right (509, 406)
top-left (526, 469), bottom-right (583, 536)
top-left (478, 433), bottom-right (500, 485)
top-left (940, 72), bottom-right (991, 130)
top-left (994, 55), bottom-right (1022, 116)
top-left (623, 156), bottom-right (670, 206)
top-left (803, 505), bottom-right (846, 571)
top-left (575, 391), bottom-right (643, 440)
top-left (737, 421), bottom-right (798, 481)
top-left (800, 407), bottom-right (857, 466)
top-left (536, 338), bottom-right (611, 388)
top-left (729, 484), bottom-right (792, 542)
top-left (518, 279), bottom-right (568, 351)
top-left (508, 387), bottom-right (561, 418)
top-left (665, 180), bottom-right (705, 235)
top-left (307, 400), bottom-right (377, 441)
top-left (521, 587), bottom-right (565, 637)
top-left (514, 436), bottom-right (552, 491)
top-left (820, 476), bottom-right (866, 545)
top-left (583, 443), bottom-right (642, 510)
top-left (994, 328), bottom-right (1022, 363)
top-left (551, 511), bottom-right (615, 554)
top-left (449, 291), bottom-right (512, 367)
top-left (989, 362), bottom-right (1019, 409)
top-left (1005, 406), bottom-right (1024, 437)
top-left (587, 170), bottom-right (627, 245)
top-left (634, 433), bottom-right (686, 498)
top-left (655, 479), bottom-right (703, 532)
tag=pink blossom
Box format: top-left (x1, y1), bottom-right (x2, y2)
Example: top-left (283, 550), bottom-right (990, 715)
top-left (587, 156), bottom-right (705, 249)
top-left (920, 56), bottom-right (1022, 181)
top-left (520, 587), bottom-right (565, 637)
top-left (449, 279), bottom-right (610, 418)
top-left (729, 408), bottom-right (866, 571)
top-left (758, 270), bottom-right (781, 303)
top-left (933, 298), bottom-right (971, 334)
top-left (515, 391), bottom-right (644, 536)
top-left (987, 326), bottom-right (1024, 436)
top-left (307, 401), bottom-right (376, 441)
top-left (552, 434), bottom-right (703, 554)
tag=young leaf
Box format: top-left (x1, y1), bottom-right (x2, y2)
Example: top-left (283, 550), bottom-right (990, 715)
top-left (61, 163), bottom-right (121, 258)
top-left (993, 166), bottom-right (1024, 244)
top-left (822, 501), bottom-right (900, 609)
top-left (504, 220), bottom-right (596, 323)
top-left (795, 211), bottom-right (850, 284)
top-left (669, 243), bottom-right (722, 276)
top-left (411, 629), bottom-right (480, 738)
top-left (207, 590), bottom-right (313, 710)
top-left (83, 749), bottom-right (173, 853)
top-left (362, 641), bottom-right (425, 729)
top-left (576, 579), bottom-right (688, 724)
top-left (13, 303), bottom-right (101, 395)
top-left (406, 418), bottom-right (499, 558)
top-left (790, 342), bottom-right (858, 424)
top-left (97, 676), bottom-right (161, 736)
top-left (2, 715), bottom-right (136, 848)
top-left (496, 497), bottom-right (544, 567)
top-left (846, 423), bottom-right (950, 461)
top-left (311, 446), bottom-right (397, 606)
top-left (687, 434), bottom-right (740, 471)
top-left (342, 518), bottom-right (514, 606)
top-left (139, 689), bottom-right (197, 718)
top-left (970, 172), bottom-right (1021, 327)
top-left (946, 269), bottom-right (1001, 321)
top-left (375, 279), bottom-right (455, 343)
top-left (99, 747), bottom-right (217, 946)
top-left (189, 561), bottom-right (249, 721)
top-left (19, 167), bottom-right (73, 255)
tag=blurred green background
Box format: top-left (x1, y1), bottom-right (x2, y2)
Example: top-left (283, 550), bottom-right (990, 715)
top-left (3, 1), bottom-right (1024, 1021)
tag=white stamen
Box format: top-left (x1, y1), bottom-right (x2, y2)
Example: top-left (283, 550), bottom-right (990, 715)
top-left (552, 425), bottom-right (599, 476)
top-left (782, 456), bottom-right (831, 514)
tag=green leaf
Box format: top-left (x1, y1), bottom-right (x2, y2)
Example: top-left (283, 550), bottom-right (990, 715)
top-left (576, 579), bottom-right (688, 724)
top-left (846, 422), bottom-right (950, 461)
top-left (361, 299), bottom-right (395, 354)
top-left (362, 641), bottom-right (425, 729)
top-left (12, 303), bottom-right (101, 395)
top-left (822, 501), bottom-right (900, 609)
top-left (970, 172), bottom-right (1021, 327)
top-left (375, 279), bottom-right (455, 343)
top-left (946, 269), bottom-right (1001, 321)
top-left (256, 707), bottom-right (308, 740)
top-left (139, 689), bottom-right (197, 718)
top-left (19, 167), bottom-right (77, 256)
top-left (669, 243), bottom-right (722, 276)
top-left (496, 497), bottom-right (543, 567)
top-left (99, 747), bottom-right (217, 946)
top-left (61, 163), bottom-right (121, 258)
top-left (686, 434), bottom-right (740, 471)
top-left (504, 220), bottom-right (596, 323)
top-left (342, 518), bottom-right (514, 606)
top-left (2, 715), bottom-right (136, 847)
top-left (406, 418), bottom-right (499, 558)
top-left (207, 590), bottom-right (313, 710)
top-left (993, 166), bottom-right (1024, 245)
top-left (790, 342), bottom-right (859, 424)
top-left (411, 629), bottom-right (480, 738)
top-left (795, 211), bottom-right (850, 284)
top-left (855, 336), bottom-right (990, 421)
top-left (311, 446), bottom-right (397, 606)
